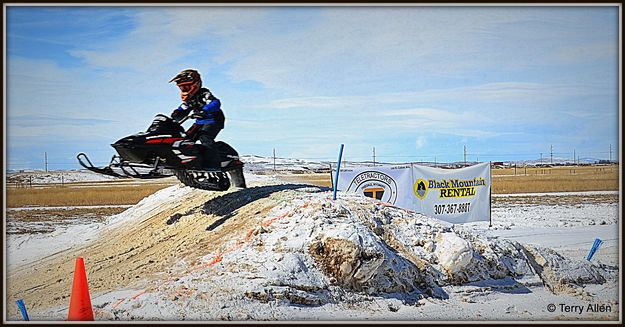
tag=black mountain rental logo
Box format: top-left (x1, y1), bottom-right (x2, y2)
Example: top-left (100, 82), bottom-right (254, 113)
top-left (414, 178), bottom-right (428, 200)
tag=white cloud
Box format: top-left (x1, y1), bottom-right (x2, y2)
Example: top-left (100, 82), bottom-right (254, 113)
top-left (8, 57), bottom-right (163, 119)
top-left (223, 7), bottom-right (497, 89)
top-left (7, 121), bottom-right (118, 140)
top-left (69, 8), bottom-right (269, 73)
top-left (221, 7), bottom-right (607, 91)
top-left (253, 81), bottom-right (600, 111)
top-left (239, 78), bottom-right (614, 141)
top-left (6, 6), bottom-right (619, 165)
top-left (7, 58), bottom-right (90, 119)
top-left (384, 107), bottom-right (465, 120)
top-left (39, 7), bottom-right (617, 103)
top-left (266, 96), bottom-right (358, 109)
top-left (415, 136), bottom-right (426, 149)
top-left (410, 82), bottom-right (600, 103)
top-left (546, 40), bottom-right (617, 64)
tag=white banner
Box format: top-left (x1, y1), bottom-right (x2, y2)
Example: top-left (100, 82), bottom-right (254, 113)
top-left (334, 162), bottom-right (491, 224)
top-left (411, 162), bottom-right (491, 224)
top-left (334, 164), bottom-right (413, 206)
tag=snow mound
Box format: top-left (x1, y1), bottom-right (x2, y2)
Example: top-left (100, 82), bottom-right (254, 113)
top-left (221, 192), bottom-right (614, 302)
top-left (11, 182), bottom-right (617, 320)
top-left (434, 233), bottom-right (473, 274)
top-left (131, 188), bottom-right (616, 317)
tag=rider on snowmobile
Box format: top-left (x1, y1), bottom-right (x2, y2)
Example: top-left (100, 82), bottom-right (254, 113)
top-left (169, 69), bottom-right (225, 170)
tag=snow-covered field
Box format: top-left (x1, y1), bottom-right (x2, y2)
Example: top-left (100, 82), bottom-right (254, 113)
top-left (7, 170), bottom-right (118, 184)
top-left (4, 171), bottom-right (621, 322)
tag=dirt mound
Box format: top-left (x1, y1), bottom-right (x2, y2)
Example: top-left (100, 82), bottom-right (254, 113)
top-left (6, 182), bottom-right (617, 320)
top-left (6, 182), bottom-right (314, 316)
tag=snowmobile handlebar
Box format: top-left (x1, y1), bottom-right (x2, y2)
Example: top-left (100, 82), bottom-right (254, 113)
top-left (175, 113), bottom-right (205, 125)
top-left (177, 115), bottom-right (190, 124)
top-left (171, 114), bottom-right (190, 125)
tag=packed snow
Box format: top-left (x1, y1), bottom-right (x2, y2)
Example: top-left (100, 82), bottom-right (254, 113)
top-left (5, 171), bottom-right (619, 322)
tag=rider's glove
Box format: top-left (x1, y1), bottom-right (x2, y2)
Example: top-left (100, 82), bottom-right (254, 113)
top-left (171, 110), bottom-right (187, 123)
top-left (190, 112), bottom-right (205, 119)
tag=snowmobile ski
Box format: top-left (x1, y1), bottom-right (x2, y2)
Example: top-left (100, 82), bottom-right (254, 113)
top-left (77, 153), bottom-right (171, 179)
top-left (77, 153), bottom-right (125, 178)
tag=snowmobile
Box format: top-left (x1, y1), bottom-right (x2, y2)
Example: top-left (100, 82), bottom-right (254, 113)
top-left (77, 114), bottom-right (246, 191)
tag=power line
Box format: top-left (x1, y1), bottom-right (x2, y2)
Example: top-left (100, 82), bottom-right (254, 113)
top-left (372, 147), bottom-right (376, 166)
top-left (463, 145), bottom-right (467, 166)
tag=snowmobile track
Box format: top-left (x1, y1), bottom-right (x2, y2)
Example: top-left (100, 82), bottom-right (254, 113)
top-left (173, 170), bottom-right (230, 191)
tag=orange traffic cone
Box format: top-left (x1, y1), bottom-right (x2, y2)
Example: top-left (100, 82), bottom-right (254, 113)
top-left (67, 256), bottom-right (94, 321)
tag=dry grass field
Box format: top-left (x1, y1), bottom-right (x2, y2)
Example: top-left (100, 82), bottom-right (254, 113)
top-left (280, 165), bottom-right (620, 194)
top-left (5, 165), bottom-right (619, 208)
top-left (491, 165), bottom-right (618, 193)
top-left (6, 183), bottom-right (175, 208)
top-left (491, 164), bottom-right (616, 176)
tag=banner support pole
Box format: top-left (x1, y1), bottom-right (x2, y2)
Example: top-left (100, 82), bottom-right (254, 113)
top-left (333, 144), bottom-right (345, 200)
top-left (329, 163), bottom-right (334, 190)
top-left (489, 161), bottom-right (492, 228)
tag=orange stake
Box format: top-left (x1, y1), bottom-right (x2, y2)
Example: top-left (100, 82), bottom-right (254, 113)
top-left (67, 256), bottom-right (94, 320)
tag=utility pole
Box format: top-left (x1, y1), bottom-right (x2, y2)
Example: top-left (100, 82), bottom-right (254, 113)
top-left (273, 148), bottom-right (276, 172)
top-left (44, 152), bottom-right (48, 172)
top-left (372, 147), bottom-right (376, 166)
top-left (463, 145), bottom-right (467, 166)
top-left (434, 156), bottom-right (437, 168)
top-left (573, 149), bottom-right (576, 165)
top-left (609, 144), bottom-right (612, 163)
top-left (540, 152), bottom-right (543, 165)
top-left (550, 145), bottom-right (553, 165)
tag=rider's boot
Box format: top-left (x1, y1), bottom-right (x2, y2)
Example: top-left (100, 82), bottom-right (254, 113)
top-left (198, 143), bottom-right (222, 172)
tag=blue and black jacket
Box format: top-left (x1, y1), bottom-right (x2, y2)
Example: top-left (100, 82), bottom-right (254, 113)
top-left (172, 88), bottom-right (225, 129)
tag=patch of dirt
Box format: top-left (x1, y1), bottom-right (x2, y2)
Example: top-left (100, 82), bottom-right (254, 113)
top-left (6, 208), bottom-right (127, 234)
top-left (493, 194), bottom-right (617, 206)
top-left (6, 183), bottom-right (320, 316)
top-left (309, 237), bottom-right (362, 287)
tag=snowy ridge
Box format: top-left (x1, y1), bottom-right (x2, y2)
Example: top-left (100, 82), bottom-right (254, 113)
top-left (7, 177), bottom-right (619, 321)
top-left (7, 170), bottom-right (118, 184)
top-left (241, 155), bottom-right (332, 173)
top-left (74, 187), bottom-right (616, 320)
top-left (209, 192), bottom-right (613, 298)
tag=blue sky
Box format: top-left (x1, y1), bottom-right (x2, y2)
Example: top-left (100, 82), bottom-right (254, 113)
top-left (5, 5), bottom-right (620, 170)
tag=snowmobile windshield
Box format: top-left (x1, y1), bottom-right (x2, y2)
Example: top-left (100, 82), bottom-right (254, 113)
top-left (146, 115), bottom-right (185, 135)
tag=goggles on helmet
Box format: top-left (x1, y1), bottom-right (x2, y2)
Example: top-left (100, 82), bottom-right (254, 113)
top-left (177, 82), bottom-right (195, 93)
